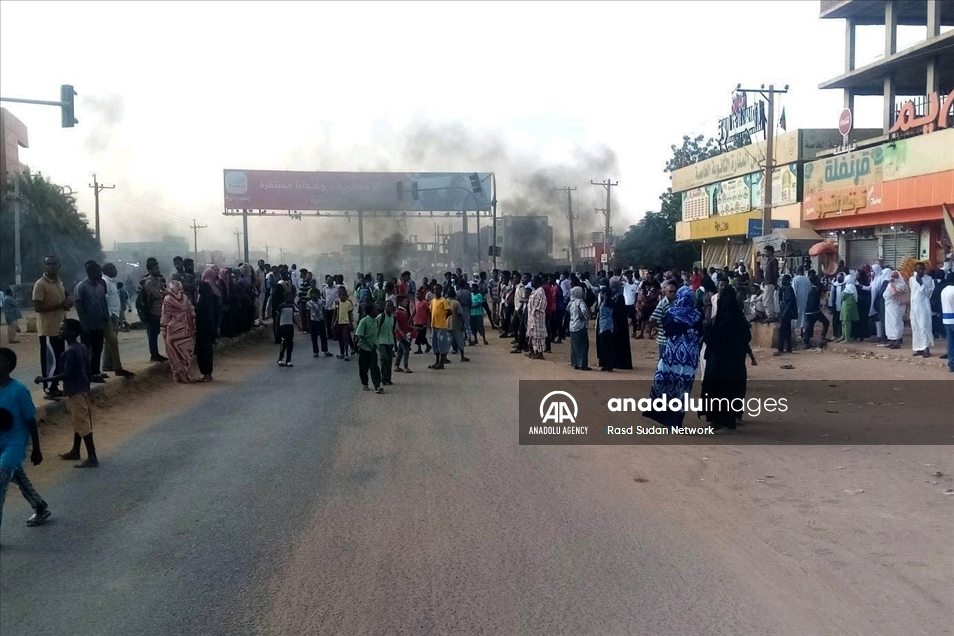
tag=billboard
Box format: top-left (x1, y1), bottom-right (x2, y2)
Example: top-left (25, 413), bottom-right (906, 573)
top-left (223, 170), bottom-right (493, 212)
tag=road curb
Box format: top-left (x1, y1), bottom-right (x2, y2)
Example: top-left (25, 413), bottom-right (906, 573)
top-left (824, 343), bottom-right (951, 370)
top-left (34, 324), bottom-right (270, 424)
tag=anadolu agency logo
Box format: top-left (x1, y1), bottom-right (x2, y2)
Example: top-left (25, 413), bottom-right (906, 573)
top-left (540, 391), bottom-right (578, 424)
top-left (526, 390), bottom-right (589, 436)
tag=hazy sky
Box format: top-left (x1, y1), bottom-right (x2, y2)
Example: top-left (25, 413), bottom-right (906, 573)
top-left (0, 0), bottom-right (935, 260)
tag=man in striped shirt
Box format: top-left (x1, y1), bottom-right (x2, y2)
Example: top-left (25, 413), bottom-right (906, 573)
top-left (649, 280), bottom-right (678, 359)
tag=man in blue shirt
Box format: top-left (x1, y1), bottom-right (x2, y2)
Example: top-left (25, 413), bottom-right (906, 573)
top-left (0, 347), bottom-right (51, 539)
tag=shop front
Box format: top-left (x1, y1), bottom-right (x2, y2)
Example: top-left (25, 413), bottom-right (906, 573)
top-left (803, 127), bottom-right (954, 270)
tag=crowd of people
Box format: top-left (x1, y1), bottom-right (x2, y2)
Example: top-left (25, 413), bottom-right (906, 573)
top-left (2, 249), bottom-right (952, 539)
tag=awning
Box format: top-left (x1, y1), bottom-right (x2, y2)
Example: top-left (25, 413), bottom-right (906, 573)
top-left (753, 228), bottom-right (823, 255)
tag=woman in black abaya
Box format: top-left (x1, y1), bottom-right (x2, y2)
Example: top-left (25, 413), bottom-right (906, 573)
top-left (701, 286), bottom-right (751, 432)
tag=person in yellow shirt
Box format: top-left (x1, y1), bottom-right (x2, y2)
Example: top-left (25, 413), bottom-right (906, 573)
top-left (428, 285), bottom-right (452, 370)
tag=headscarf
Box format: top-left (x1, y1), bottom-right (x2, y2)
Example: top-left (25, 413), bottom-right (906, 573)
top-left (710, 286), bottom-right (747, 336)
top-left (197, 281), bottom-right (215, 307)
top-left (609, 279), bottom-right (623, 297)
top-left (201, 267), bottom-right (221, 296)
top-left (668, 286), bottom-right (701, 326)
top-left (843, 274), bottom-right (858, 298)
top-left (163, 280), bottom-right (191, 314)
top-left (570, 286), bottom-right (584, 302)
top-left (871, 263), bottom-right (882, 281)
top-left (219, 267), bottom-right (234, 297)
top-left (885, 270), bottom-right (908, 296)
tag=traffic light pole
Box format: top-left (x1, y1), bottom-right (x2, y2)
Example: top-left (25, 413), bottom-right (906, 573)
top-left (0, 84), bottom-right (78, 127)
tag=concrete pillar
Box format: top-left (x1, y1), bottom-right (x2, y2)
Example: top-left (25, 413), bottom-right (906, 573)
top-left (845, 18), bottom-right (856, 72)
top-left (883, 75), bottom-right (896, 133)
top-left (885, 0), bottom-right (897, 57)
top-left (927, 0), bottom-right (940, 38)
top-left (844, 89), bottom-right (856, 113)
top-left (926, 58), bottom-right (939, 95)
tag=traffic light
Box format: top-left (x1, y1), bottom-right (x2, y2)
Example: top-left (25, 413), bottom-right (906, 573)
top-left (396, 181), bottom-right (404, 200)
top-left (411, 181), bottom-right (419, 201)
top-left (470, 173), bottom-right (482, 194)
top-left (60, 84), bottom-right (77, 127)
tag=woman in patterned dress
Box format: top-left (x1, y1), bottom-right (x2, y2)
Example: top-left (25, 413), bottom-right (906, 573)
top-left (160, 280), bottom-right (196, 383)
top-left (642, 286), bottom-right (703, 428)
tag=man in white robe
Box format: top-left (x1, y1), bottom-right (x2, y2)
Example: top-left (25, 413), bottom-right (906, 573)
top-left (883, 271), bottom-right (907, 349)
top-left (908, 262), bottom-right (935, 356)
top-left (792, 266), bottom-right (811, 338)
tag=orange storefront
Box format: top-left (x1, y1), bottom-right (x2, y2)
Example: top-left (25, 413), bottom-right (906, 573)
top-left (801, 127), bottom-right (954, 269)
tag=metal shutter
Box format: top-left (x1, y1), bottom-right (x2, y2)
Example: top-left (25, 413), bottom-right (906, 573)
top-left (881, 232), bottom-right (918, 269)
top-left (845, 238), bottom-right (879, 270)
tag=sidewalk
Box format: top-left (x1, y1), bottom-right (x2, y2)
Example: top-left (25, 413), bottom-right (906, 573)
top-left (824, 330), bottom-right (951, 371)
top-left (2, 311), bottom-right (148, 406)
top-left (1, 309), bottom-right (268, 421)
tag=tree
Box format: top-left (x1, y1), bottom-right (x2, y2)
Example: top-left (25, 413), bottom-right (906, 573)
top-left (614, 135), bottom-right (720, 271)
top-left (0, 172), bottom-right (103, 290)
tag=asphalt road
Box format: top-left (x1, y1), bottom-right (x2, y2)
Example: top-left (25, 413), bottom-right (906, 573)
top-left (0, 343), bottom-right (844, 635)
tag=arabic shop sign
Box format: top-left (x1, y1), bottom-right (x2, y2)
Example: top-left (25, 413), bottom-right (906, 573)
top-left (718, 92), bottom-right (766, 149)
top-left (889, 88), bottom-right (954, 137)
top-left (803, 184), bottom-right (883, 221)
top-left (672, 130), bottom-right (800, 192)
top-left (805, 147), bottom-right (883, 194)
top-left (689, 212), bottom-right (762, 240)
top-left (803, 127), bottom-right (954, 195)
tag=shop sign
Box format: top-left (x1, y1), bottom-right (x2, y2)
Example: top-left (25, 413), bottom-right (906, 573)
top-left (718, 92), bottom-right (766, 149)
top-left (689, 212), bottom-right (761, 240)
top-left (889, 88), bottom-right (954, 137)
top-left (804, 128), bottom-right (954, 195)
top-left (681, 187), bottom-right (711, 221)
top-left (746, 219), bottom-right (789, 239)
top-left (712, 174), bottom-right (754, 216)
top-left (751, 164), bottom-right (799, 208)
top-left (803, 184), bottom-right (883, 221)
top-left (673, 130), bottom-right (800, 192)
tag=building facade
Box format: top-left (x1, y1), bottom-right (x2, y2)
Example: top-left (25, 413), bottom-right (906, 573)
top-left (811, 0), bottom-right (954, 269)
top-left (672, 129), bottom-right (873, 269)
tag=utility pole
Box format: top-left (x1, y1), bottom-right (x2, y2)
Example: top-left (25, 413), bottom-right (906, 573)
top-left (590, 179), bottom-right (619, 264)
top-left (233, 229), bottom-right (243, 263)
top-left (190, 219), bottom-right (207, 262)
top-left (263, 244), bottom-right (271, 261)
top-left (88, 173), bottom-right (114, 244)
top-left (735, 83), bottom-right (789, 235)
top-left (554, 186), bottom-right (578, 271)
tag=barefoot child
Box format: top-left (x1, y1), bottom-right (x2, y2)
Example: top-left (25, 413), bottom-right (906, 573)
top-left (394, 295), bottom-right (414, 374)
top-left (34, 319), bottom-right (98, 468)
top-left (1, 347), bottom-right (52, 539)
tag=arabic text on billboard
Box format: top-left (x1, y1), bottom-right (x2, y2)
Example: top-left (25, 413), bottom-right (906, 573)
top-left (223, 170), bottom-right (493, 212)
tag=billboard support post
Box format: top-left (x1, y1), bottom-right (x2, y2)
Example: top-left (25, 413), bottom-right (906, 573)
top-left (358, 210), bottom-right (365, 272)
top-left (491, 173), bottom-right (497, 271)
top-left (242, 209), bottom-right (249, 264)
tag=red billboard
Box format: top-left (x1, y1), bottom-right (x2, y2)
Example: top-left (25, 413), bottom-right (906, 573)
top-left (223, 170), bottom-right (493, 212)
